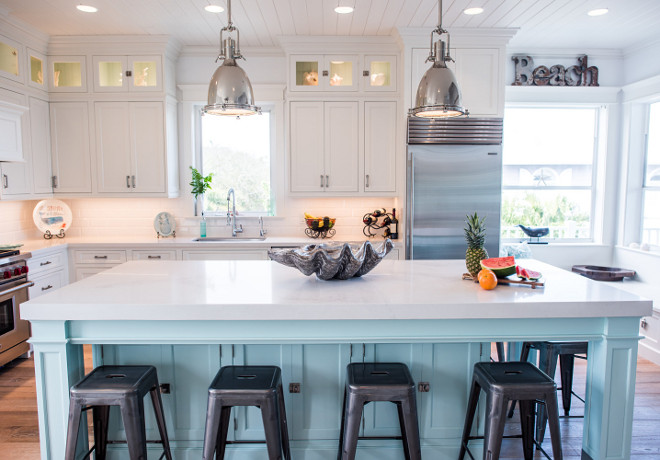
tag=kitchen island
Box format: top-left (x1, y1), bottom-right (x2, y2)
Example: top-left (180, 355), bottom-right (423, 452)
top-left (22, 259), bottom-right (652, 460)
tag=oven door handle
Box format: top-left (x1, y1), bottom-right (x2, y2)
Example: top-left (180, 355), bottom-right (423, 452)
top-left (2, 281), bottom-right (34, 296)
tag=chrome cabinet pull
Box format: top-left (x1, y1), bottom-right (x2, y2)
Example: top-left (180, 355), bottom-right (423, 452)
top-left (325, 175), bottom-right (329, 188)
top-left (366, 174), bottom-right (370, 188)
top-left (52, 175), bottom-right (58, 188)
top-left (131, 175), bottom-right (136, 188)
top-left (2, 174), bottom-right (8, 189)
top-left (94, 255), bottom-right (108, 259)
top-left (320, 174), bottom-right (324, 188)
top-left (40, 261), bottom-right (52, 266)
top-left (126, 175), bottom-right (130, 188)
top-left (147, 255), bottom-right (161, 259)
top-left (41, 285), bottom-right (53, 291)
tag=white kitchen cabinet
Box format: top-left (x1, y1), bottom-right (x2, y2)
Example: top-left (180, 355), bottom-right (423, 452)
top-left (92, 55), bottom-right (162, 93)
top-left (0, 35), bottom-right (24, 84)
top-left (27, 48), bottom-right (47, 90)
top-left (362, 55), bottom-right (397, 92)
top-left (49, 55), bottom-right (87, 92)
top-left (30, 269), bottom-right (66, 299)
top-left (27, 247), bottom-right (69, 299)
top-left (28, 97), bottom-right (53, 194)
top-left (289, 101), bottom-right (359, 193)
top-left (95, 101), bottom-right (165, 194)
top-left (50, 101), bottom-right (92, 193)
top-left (289, 55), bottom-right (359, 92)
top-left (0, 99), bottom-right (26, 162)
top-left (131, 250), bottom-right (177, 261)
top-left (0, 161), bottom-right (30, 197)
top-left (410, 47), bottom-right (501, 117)
top-left (74, 249), bottom-right (127, 265)
top-left (364, 101), bottom-right (396, 193)
top-left (182, 250), bottom-right (269, 260)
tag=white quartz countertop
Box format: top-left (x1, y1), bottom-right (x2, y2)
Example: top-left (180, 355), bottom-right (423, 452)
top-left (22, 259), bottom-right (652, 321)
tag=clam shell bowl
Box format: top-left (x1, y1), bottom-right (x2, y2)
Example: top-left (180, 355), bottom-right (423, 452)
top-left (268, 239), bottom-right (394, 280)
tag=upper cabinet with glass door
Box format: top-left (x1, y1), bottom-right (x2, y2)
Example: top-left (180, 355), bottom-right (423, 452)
top-left (27, 49), bottom-right (47, 90)
top-left (93, 55), bottom-right (162, 92)
top-left (49, 55), bottom-right (87, 92)
top-left (290, 55), bottom-right (359, 91)
top-left (0, 35), bottom-right (24, 84)
top-left (363, 55), bottom-right (397, 92)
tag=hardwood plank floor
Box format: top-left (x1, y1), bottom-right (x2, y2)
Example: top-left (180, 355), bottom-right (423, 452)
top-left (1, 349), bottom-right (659, 459)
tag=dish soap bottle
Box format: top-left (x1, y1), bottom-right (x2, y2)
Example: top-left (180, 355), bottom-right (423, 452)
top-left (200, 213), bottom-right (207, 238)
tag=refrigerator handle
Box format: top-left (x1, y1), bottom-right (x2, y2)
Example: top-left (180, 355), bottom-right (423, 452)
top-left (406, 152), bottom-right (414, 259)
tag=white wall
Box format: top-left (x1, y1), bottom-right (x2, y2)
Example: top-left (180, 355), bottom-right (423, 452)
top-left (623, 39), bottom-right (660, 86)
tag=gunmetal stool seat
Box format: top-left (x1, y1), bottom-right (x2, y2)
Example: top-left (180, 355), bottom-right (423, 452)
top-left (459, 362), bottom-right (563, 460)
top-left (65, 365), bottom-right (172, 460)
top-left (202, 365), bottom-right (290, 460)
top-left (338, 362), bottom-right (421, 460)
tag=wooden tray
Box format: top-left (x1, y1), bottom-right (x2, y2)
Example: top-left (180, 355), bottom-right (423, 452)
top-left (571, 265), bottom-right (635, 281)
top-left (462, 273), bottom-right (545, 289)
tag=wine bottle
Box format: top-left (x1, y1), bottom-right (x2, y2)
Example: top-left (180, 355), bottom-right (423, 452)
top-left (390, 208), bottom-right (399, 240)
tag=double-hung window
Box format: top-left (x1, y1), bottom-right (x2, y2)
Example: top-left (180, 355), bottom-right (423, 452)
top-left (197, 109), bottom-right (273, 215)
top-left (643, 102), bottom-right (660, 247)
top-left (501, 106), bottom-right (601, 241)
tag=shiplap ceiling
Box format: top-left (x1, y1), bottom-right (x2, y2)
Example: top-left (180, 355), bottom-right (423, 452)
top-left (2, 0), bottom-right (660, 50)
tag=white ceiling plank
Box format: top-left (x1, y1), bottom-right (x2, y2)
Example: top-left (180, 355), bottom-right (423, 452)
top-left (363, 0), bottom-right (389, 35)
top-left (336, 3), bottom-right (354, 36)
top-left (478, 0), bottom-right (523, 28)
top-left (410, 0), bottom-right (438, 30)
top-left (349, 0), bottom-right (372, 35)
top-left (394, 0), bottom-right (425, 29)
top-left (322, 0), bottom-right (338, 35)
top-left (376, 0), bottom-right (405, 35)
top-left (270, 0), bottom-right (297, 36)
top-left (240, 0), bottom-right (276, 47)
top-left (306, 0), bottom-right (325, 36)
top-left (289, 0), bottom-right (311, 36)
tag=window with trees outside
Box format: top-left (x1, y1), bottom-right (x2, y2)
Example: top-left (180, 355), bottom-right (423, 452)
top-left (501, 106), bottom-right (600, 241)
top-left (198, 110), bottom-right (272, 215)
top-left (643, 102), bottom-right (660, 247)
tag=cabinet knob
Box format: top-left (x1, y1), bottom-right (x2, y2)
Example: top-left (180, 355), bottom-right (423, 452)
top-left (320, 174), bottom-right (324, 188)
top-left (363, 70), bottom-right (370, 77)
top-left (125, 70), bottom-right (132, 77)
top-left (126, 175), bottom-right (131, 188)
top-left (325, 175), bottom-right (329, 188)
top-left (94, 255), bottom-right (108, 259)
top-left (366, 174), bottom-right (370, 188)
top-left (40, 261), bottom-right (52, 266)
top-left (41, 285), bottom-right (53, 291)
top-left (2, 174), bottom-right (8, 189)
top-left (147, 255), bottom-right (161, 259)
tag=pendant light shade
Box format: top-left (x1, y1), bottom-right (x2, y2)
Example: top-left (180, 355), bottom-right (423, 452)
top-left (203, 0), bottom-right (260, 116)
top-left (409, 0), bottom-right (468, 118)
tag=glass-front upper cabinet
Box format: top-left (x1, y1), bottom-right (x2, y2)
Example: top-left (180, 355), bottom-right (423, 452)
top-left (93, 55), bottom-right (162, 92)
top-left (290, 55), bottom-right (358, 91)
top-left (0, 35), bottom-right (23, 84)
top-left (363, 55), bottom-right (397, 92)
top-left (27, 49), bottom-right (47, 90)
top-left (49, 56), bottom-right (87, 92)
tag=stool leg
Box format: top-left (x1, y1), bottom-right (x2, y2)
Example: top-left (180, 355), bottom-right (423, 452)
top-left (64, 398), bottom-right (83, 460)
top-left (458, 379), bottom-right (481, 460)
top-left (120, 396), bottom-right (148, 460)
top-left (508, 342), bottom-right (533, 418)
top-left (398, 390), bottom-right (422, 460)
top-left (559, 354), bottom-right (575, 416)
top-left (340, 391), bottom-right (365, 460)
top-left (261, 393), bottom-right (284, 460)
top-left (92, 405), bottom-right (110, 460)
top-left (518, 400), bottom-right (535, 460)
top-left (337, 387), bottom-right (347, 460)
top-left (149, 386), bottom-right (173, 460)
top-left (202, 395), bottom-right (224, 460)
top-left (396, 402), bottom-right (411, 460)
top-left (483, 391), bottom-right (508, 460)
top-left (544, 391), bottom-right (564, 460)
top-left (496, 342), bottom-right (506, 362)
top-left (216, 406), bottom-right (232, 460)
top-left (536, 347), bottom-right (559, 444)
top-left (276, 384), bottom-right (292, 460)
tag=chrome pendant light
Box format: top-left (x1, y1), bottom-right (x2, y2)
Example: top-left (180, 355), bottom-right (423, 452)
top-left (409, 0), bottom-right (468, 118)
top-left (203, 0), bottom-right (260, 116)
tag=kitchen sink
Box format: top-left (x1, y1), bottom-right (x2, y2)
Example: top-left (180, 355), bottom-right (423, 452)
top-left (193, 237), bottom-right (267, 242)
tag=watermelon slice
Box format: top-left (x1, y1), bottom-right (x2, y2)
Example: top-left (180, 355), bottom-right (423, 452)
top-left (480, 256), bottom-right (516, 278)
top-left (516, 265), bottom-right (542, 280)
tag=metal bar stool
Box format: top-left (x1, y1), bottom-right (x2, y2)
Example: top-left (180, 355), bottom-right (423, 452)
top-left (64, 365), bottom-right (172, 460)
top-left (509, 341), bottom-right (588, 443)
top-left (202, 365), bottom-right (291, 460)
top-left (338, 362), bottom-right (421, 460)
top-left (459, 362), bottom-right (563, 460)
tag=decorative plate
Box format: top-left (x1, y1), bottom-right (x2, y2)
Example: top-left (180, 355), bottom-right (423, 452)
top-left (0, 243), bottom-right (24, 250)
top-left (33, 199), bottom-right (72, 236)
top-left (154, 212), bottom-right (175, 237)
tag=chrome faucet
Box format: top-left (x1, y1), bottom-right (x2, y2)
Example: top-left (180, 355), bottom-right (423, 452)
top-left (259, 216), bottom-right (267, 237)
top-left (226, 188), bottom-right (243, 237)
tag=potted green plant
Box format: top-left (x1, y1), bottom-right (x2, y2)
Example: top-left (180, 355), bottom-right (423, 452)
top-left (190, 166), bottom-right (213, 237)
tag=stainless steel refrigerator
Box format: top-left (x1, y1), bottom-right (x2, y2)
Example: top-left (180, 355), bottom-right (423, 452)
top-left (406, 118), bottom-right (503, 260)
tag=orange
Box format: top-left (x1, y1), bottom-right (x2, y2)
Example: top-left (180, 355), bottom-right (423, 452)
top-left (478, 269), bottom-right (497, 290)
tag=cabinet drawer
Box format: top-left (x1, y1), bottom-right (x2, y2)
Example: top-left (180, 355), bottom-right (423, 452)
top-left (28, 250), bottom-right (66, 276)
top-left (132, 250), bottom-right (177, 261)
top-left (75, 266), bottom-right (113, 281)
top-left (182, 250), bottom-right (268, 261)
top-left (29, 270), bottom-right (65, 299)
top-left (74, 250), bottom-right (126, 264)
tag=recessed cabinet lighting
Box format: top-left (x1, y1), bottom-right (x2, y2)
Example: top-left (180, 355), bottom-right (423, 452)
top-left (587, 8), bottom-right (609, 16)
top-left (76, 4), bottom-right (98, 13)
top-left (205, 5), bottom-right (225, 13)
top-left (335, 6), bottom-right (354, 14)
top-left (463, 7), bottom-right (484, 15)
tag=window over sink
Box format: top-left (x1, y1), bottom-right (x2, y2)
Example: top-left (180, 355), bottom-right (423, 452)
top-left (643, 101), bottom-right (660, 247)
top-left (501, 105), bottom-right (604, 242)
top-left (197, 108), bottom-right (273, 216)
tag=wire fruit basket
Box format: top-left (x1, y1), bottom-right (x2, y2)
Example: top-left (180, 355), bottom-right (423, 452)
top-left (305, 217), bottom-right (336, 239)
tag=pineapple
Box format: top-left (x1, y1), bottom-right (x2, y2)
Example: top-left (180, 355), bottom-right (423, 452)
top-left (464, 212), bottom-right (488, 278)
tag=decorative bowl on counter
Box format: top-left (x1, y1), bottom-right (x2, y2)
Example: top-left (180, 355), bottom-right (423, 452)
top-left (268, 239), bottom-right (394, 280)
top-left (305, 217), bottom-right (336, 239)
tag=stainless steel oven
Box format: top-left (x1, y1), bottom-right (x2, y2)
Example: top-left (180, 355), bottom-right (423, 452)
top-left (0, 250), bottom-right (33, 367)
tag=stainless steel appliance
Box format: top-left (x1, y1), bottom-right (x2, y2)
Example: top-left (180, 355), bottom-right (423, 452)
top-left (406, 118), bottom-right (503, 259)
top-left (0, 250), bottom-right (33, 367)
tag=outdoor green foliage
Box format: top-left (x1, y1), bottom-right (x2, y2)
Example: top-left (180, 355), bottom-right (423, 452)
top-left (202, 143), bottom-right (271, 214)
top-left (189, 166), bottom-right (214, 199)
top-left (502, 192), bottom-right (590, 238)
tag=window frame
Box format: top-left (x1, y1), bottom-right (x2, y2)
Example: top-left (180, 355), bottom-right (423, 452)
top-left (641, 101), bottom-right (660, 248)
top-left (501, 103), bottom-right (605, 243)
top-left (194, 103), bottom-right (277, 217)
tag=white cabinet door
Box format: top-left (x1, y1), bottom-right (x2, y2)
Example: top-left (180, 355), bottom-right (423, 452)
top-left (96, 102), bottom-right (132, 193)
top-left (0, 161), bottom-right (31, 196)
top-left (453, 48), bottom-right (501, 117)
top-left (364, 101), bottom-right (396, 193)
top-left (182, 250), bottom-right (268, 260)
top-left (324, 101), bottom-right (358, 192)
top-left (290, 101), bottom-right (325, 192)
top-left (363, 55), bottom-right (397, 92)
top-left (130, 102), bottom-right (165, 193)
top-left (50, 102), bottom-right (92, 193)
top-left (29, 97), bottom-right (53, 194)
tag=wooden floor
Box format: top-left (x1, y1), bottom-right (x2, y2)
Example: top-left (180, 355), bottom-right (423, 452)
top-left (1, 350), bottom-right (659, 459)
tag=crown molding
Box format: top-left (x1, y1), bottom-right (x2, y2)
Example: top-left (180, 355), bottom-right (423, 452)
top-left (180, 45), bottom-right (284, 58)
top-left (397, 27), bottom-right (518, 48)
top-left (506, 48), bottom-right (623, 60)
top-left (276, 35), bottom-right (400, 54)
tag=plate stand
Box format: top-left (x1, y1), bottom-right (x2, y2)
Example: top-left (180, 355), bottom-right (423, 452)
top-left (43, 229), bottom-right (66, 240)
top-left (157, 230), bottom-right (176, 239)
